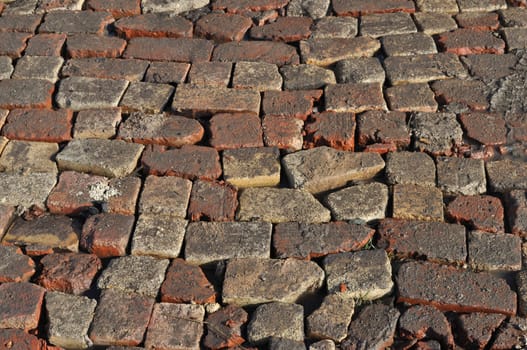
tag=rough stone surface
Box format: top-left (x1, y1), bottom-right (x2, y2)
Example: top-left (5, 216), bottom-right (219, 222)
top-left (195, 12), bottom-right (252, 42)
top-left (66, 34), bottom-right (126, 59)
top-left (393, 184), bottom-right (444, 222)
top-left (0, 329), bottom-right (47, 350)
top-left (326, 183), bottom-right (388, 222)
top-left (124, 37), bottom-right (214, 63)
top-left (208, 113), bottom-right (264, 150)
top-left (467, 230), bottom-right (522, 271)
top-left (187, 180), bottom-right (237, 222)
top-left (247, 302), bottom-right (304, 345)
top-left (333, 0), bottom-right (415, 16)
top-left (0, 172), bottom-right (56, 210)
top-left (489, 317), bottom-right (527, 350)
top-left (0, 78), bottom-right (54, 109)
top-left (131, 214), bottom-right (187, 258)
top-left (0, 32), bottom-right (31, 58)
top-left (24, 33), bottom-right (66, 56)
top-left (262, 89), bottom-right (322, 120)
top-left (325, 83), bottom-right (387, 113)
top-left (203, 305), bottom-right (248, 350)
top-left (460, 112), bottom-right (507, 146)
top-left (0, 56), bottom-right (12, 80)
top-left (304, 111), bottom-right (356, 151)
top-left (385, 151), bottom-right (436, 187)
top-left (447, 195), bottom-right (504, 233)
top-left (39, 11), bottom-right (114, 35)
top-left (306, 294), bottom-right (354, 342)
top-left (2, 109), bottom-right (71, 143)
top-left (431, 79), bottom-right (490, 112)
top-left (114, 13), bottom-right (192, 39)
top-left (213, 41), bottom-right (299, 66)
top-left (360, 12), bottom-right (416, 38)
top-left (0, 140), bottom-right (58, 174)
top-left (517, 270), bottom-right (527, 316)
top-left (187, 61), bottom-right (232, 87)
top-left (86, 0), bottom-right (141, 18)
top-left (0, 245), bottom-right (34, 283)
top-left (280, 64), bottom-right (336, 90)
top-left (120, 82), bottom-right (174, 113)
top-left (80, 213), bottom-right (135, 258)
top-left (385, 83), bottom-right (438, 112)
top-left (300, 37), bottom-right (380, 67)
top-left (262, 115), bottom-right (304, 151)
top-left (61, 58), bottom-right (149, 81)
top-left (287, 0), bottom-right (329, 18)
top-left (0, 282), bottom-right (45, 331)
top-left (310, 16), bottom-right (358, 38)
top-left (12, 55), bottom-right (63, 82)
top-left (505, 190), bottom-right (527, 237)
top-left (251, 16), bottom-right (312, 42)
top-left (232, 61), bottom-right (282, 91)
top-left (160, 258), bottom-right (215, 304)
top-left (56, 77), bottom-right (128, 110)
top-left (398, 305), bottom-right (454, 349)
top-left (144, 61), bottom-right (189, 84)
top-left (456, 312), bottom-right (506, 350)
top-left (142, 0), bottom-right (209, 14)
top-left (223, 147), bottom-right (281, 188)
top-left (356, 111), bottom-right (410, 148)
top-left (138, 175), bottom-right (191, 218)
top-left (335, 57), bottom-right (386, 84)
top-left (436, 157), bottom-right (486, 195)
top-left (222, 258), bottom-right (325, 306)
top-left (412, 112), bottom-right (463, 156)
top-left (437, 28), bottom-right (505, 55)
top-left (382, 32), bottom-right (437, 57)
top-left (486, 159), bottom-right (527, 192)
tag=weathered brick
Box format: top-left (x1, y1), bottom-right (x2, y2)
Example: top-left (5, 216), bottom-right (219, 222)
top-left (187, 61), bottom-right (232, 87)
top-left (0, 329), bottom-right (47, 350)
top-left (160, 258), bottom-right (216, 304)
top-left (393, 184), bottom-right (444, 222)
top-left (115, 13), bottom-right (192, 39)
top-left (142, 0), bottom-right (209, 14)
top-left (213, 40), bottom-right (300, 66)
top-left (459, 112), bottom-right (507, 145)
top-left (24, 33), bottom-right (66, 56)
top-left (232, 61), bottom-right (282, 91)
top-left (269, 337), bottom-right (306, 350)
top-left (385, 151), bottom-right (436, 187)
top-left (0, 282), bottom-right (45, 331)
top-left (37, 252), bottom-right (101, 294)
top-left (0, 32), bottom-right (31, 58)
top-left (412, 112), bottom-right (463, 156)
top-left (262, 89), bottom-right (321, 120)
top-left (131, 214), bottom-right (187, 258)
top-left (2, 108), bottom-right (72, 142)
top-left (86, 0), bottom-right (141, 18)
top-left (505, 190), bottom-right (527, 237)
top-left (251, 16), bottom-right (312, 42)
top-left (0, 79), bottom-right (54, 109)
top-left (204, 305), bottom-right (248, 349)
top-left (334, 57), bottom-right (385, 84)
top-left (360, 12), bottom-right (416, 38)
top-left (188, 180), bottom-right (238, 221)
top-left (398, 305), bottom-right (454, 349)
top-left (456, 11), bottom-right (500, 30)
top-left (0, 140), bottom-right (58, 174)
top-left (310, 16), bottom-right (357, 38)
top-left (492, 317), bottom-right (527, 350)
top-left (247, 302), bottom-right (304, 345)
top-left (12, 55), bottom-right (63, 82)
top-left (184, 221), bottom-right (272, 264)
top-left (144, 61), bottom-right (189, 84)
top-left (124, 37), bottom-right (214, 62)
top-left (468, 230), bottom-right (522, 271)
top-left (195, 12), bottom-right (253, 42)
top-left (518, 270), bottom-right (527, 315)
top-left (74, 108), bottom-right (121, 139)
top-left (61, 58), bottom-right (149, 81)
top-left (138, 175), bottom-right (191, 218)
top-left (141, 144), bottom-right (222, 180)
top-left (486, 159), bottom-right (527, 192)
top-left (119, 81), bottom-right (174, 113)
top-left (274, 221), bottom-right (374, 260)
top-left (212, 0), bottom-right (289, 13)
top-left (262, 115), bottom-right (304, 151)
top-left (39, 11), bottom-right (114, 35)
top-left (413, 12), bottom-right (457, 35)
top-left (431, 79), bottom-right (489, 111)
top-left (287, 0), bottom-right (329, 19)
top-left (56, 77), bottom-right (129, 110)
top-left (415, 0), bottom-right (459, 12)
top-left (326, 182), bottom-right (388, 222)
top-left (222, 147), bottom-right (281, 188)
top-left (396, 260), bottom-right (517, 315)
top-left (66, 34), bottom-right (126, 58)
top-left (436, 157), bottom-right (487, 195)
top-left (280, 64), bottom-right (336, 90)
top-left (310, 339), bottom-right (336, 350)
top-left (57, 138), bottom-right (144, 178)
top-left (378, 218), bottom-right (467, 264)
top-left (0, 14), bottom-right (42, 32)
top-left (455, 312), bottom-right (506, 350)
top-left (80, 213), bottom-right (134, 258)
top-left (332, 0), bottom-right (415, 16)
top-left (208, 113), bottom-right (263, 150)
top-left (437, 28), bottom-right (505, 55)
top-left (304, 111), bottom-right (355, 150)
top-left (306, 294), bottom-right (354, 342)
top-left (386, 83), bottom-right (437, 112)
top-left (0, 246), bottom-right (34, 283)
top-left (356, 110), bottom-right (410, 148)
top-left (35, 0), bottom-right (83, 12)
top-left (457, 0), bottom-right (506, 12)
top-left (0, 173), bottom-right (56, 210)
top-left (300, 37), bottom-right (380, 67)
top-left (447, 195), bottom-right (504, 233)
top-left (1, 0), bottom-right (38, 16)
top-left (382, 32), bottom-right (437, 57)
top-left (0, 204), bottom-right (16, 238)
top-left (0, 56), bottom-right (12, 80)
top-left (325, 83), bottom-right (387, 113)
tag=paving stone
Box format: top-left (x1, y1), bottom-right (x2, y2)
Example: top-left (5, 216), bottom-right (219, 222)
top-left (187, 180), bottom-right (238, 221)
top-left (57, 138), bottom-right (144, 178)
top-left (213, 40), bottom-right (299, 66)
top-left (61, 58), bottom-right (149, 81)
top-left (86, 0), bottom-right (141, 18)
top-left (262, 115), bottom-right (304, 151)
top-left (299, 37), bottom-right (380, 67)
top-left (232, 61), bottom-right (282, 91)
top-left (306, 294), bottom-right (354, 342)
top-left (274, 221), bottom-right (374, 260)
top-left (187, 61), bottom-right (232, 87)
top-left (251, 16), bottom-right (312, 42)
top-left (160, 258), bottom-right (215, 304)
top-left (280, 64), bottom-right (335, 90)
top-left (325, 83), bottom-right (387, 113)
top-left (457, 0), bottom-right (506, 12)
top-left (0, 56), bottom-right (12, 79)
top-left (119, 82), bottom-right (174, 113)
top-left (0, 31), bottom-right (30, 58)
top-left (0, 140), bottom-right (58, 174)
top-left (1, 0), bottom-right (38, 16)
top-left (378, 218), bottom-right (467, 264)
top-left (489, 317), bottom-right (527, 350)
top-left (456, 312), bottom-right (506, 350)
top-left (80, 213), bottom-right (134, 258)
top-left (142, 0), bottom-right (209, 14)
top-left (501, 27), bottom-right (527, 50)
top-left (45, 292), bottom-right (97, 349)
top-left (144, 303), bottom-right (205, 350)
top-left (222, 257), bottom-right (324, 305)
top-left (131, 214), bottom-right (187, 258)
top-left (431, 79), bottom-right (489, 111)
top-left (0, 329), bottom-right (47, 350)
top-left (283, 146), bottom-right (385, 193)
top-left (138, 175), bottom-right (191, 218)
top-left (360, 12), bottom-right (416, 38)
top-left (172, 85), bottom-right (261, 116)
top-left (0, 13), bottom-right (41, 32)
top-left (37, 252), bottom-right (102, 294)
top-left (412, 112), bottom-right (463, 156)
top-left (310, 16), bottom-right (357, 38)
top-left (436, 157), bottom-right (486, 195)
top-left (39, 11), bottom-right (114, 35)
top-left (204, 305), bottom-right (248, 349)
top-left (185, 221), bottom-right (272, 264)
top-left (447, 195), bottom-right (504, 233)
top-left (341, 304), bottom-right (400, 350)
top-left (0, 282), bottom-right (45, 331)
top-left (115, 13), bottom-right (192, 39)
top-left (381, 32), bottom-right (437, 57)
top-left (459, 112), bottom-right (507, 146)
top-left (11, 55), bottom-right (63, 82)
top-left (334, 57), bottom-right (385, 84)
top-left (393, 184), bottom-right (444, 222)
top-left (144, 61), bottom-right (190, 84)
top-left (222, 147), bottom-right (280, 188)
top-left (97, 255), bottom-right (169, 298)
top-left (195, 12), bottom-right (252, 42)
top-left (4, 214), bottom-right (80, 253)
top-left (326, 183), bottom-right (388, 222)
top-left (413, 12), bottom-right (458, 34)
top-left (384, 53), bottom-right (467, 85)
top-left (398, 305), bottom-right (454, 349)
top-left (56, 77), bottom-right (128, 110)
top-left (0, 172), bottom-right (56, 210)
top-left (89, 289), bottom-right (154, 347)
top-left (456, 11), bottom-right (500, 30)
top-left (385, 151), bottom-right (436, 187)
top-left (262, 89), bottom-right (322, 120)
top-left (141, 144), bottom-right (222, 180)
top-left (356, 111), bottom-right (410, 148)
top-left (0, 245), bottom-right (34, 282)
top-left (468, 230), bottom-right (522, 271)
top-left (74, 107), bottom-right (121, 139)
top-left (24, 33), bottom-right (66, 56)
top-left (287, 0), bottom-right (328, 18)
top-left (0, 204), bottom-right (15, 238)
top-left (505, 190), bottom-right (527, 237)
top-left (386, 83), bottom-right (437, 112)
top-left (500, 7), bottom-right (527, 27)
top-left (66, 34), bottom-right (126, 59)
top-left (396, 260), bottom-right (517, 315)
top-left (212, 0), bottom-right (288, 13)
top-left (486, 159), bottom-right (527, 192)
top-left (0, 78), bottom-right (54, 109)
top-left (304, 111), bottom-right (355, 150)
top-left (3, 109), bottom-right (71, 142)
top-left (437, 28), bottom-right (505, 55)
top-left (323, 249), bottom-right (393, 300)
top-left (124, 37), bottom-right (213, 62)
top-left (247, 302), bottom-right (304, 345)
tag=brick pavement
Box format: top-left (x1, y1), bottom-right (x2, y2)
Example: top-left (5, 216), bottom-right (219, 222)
top-left (0, 0), bottom-right (526, 349)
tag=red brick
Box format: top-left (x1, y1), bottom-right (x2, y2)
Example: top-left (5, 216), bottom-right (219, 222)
top-left (213, 41), bottom-right (300, 66)
top-left (0, 246), bottom-right (35, 283)
top-left (2, 109), bottom-right (72, 142)
top-left (356, 110), bottom-right (410, 148)
top-left (456, 12), bottom-right (500, 31)
top-left (124, 37), bottom-right (214, 62)
top-left (0, 282), bottom-right (45, 331)
top-left (273, 221), bottom-right (374, 260)
top-left (431, 79), bottom-right (489, 111)
top-left (250, 16), bottom-right (313, 42)
top-left (188, 180), bottom-right (238, 222)
top-left (208, 113), bottom-right (263, 150)
top-left (304, 111), bottom-right (356, 151)
top-left (160, 258), bottom-right (216, 304)
top-left (86, 0), bottom-right (141, 18)
top-left (66, 34), bottom-right (126, 58)
top-left (437, 29), bottom-right (505, 55)
top-left (505, 190), bottom-right (527, 237)
top-left (24, 33), bottom-right (66, 56)
top-left (195, 12), bottom-right (253, 42)
top-left (39, 11), bottom-right (114, 35)
top-left (396, 261), bottom-right (517, 315)
top-left (37, 252), bottom-right (102, 294)
top-left (446, 195), bottom-right (504, 233)
top-left (0, 79), bottom-right (54, 109)
top-left (81, 213), bottom-right (135, 258)
top-left (142, 144), bottom-right (222, 180)
top-left (0, 14), bottom-right (42, 33)
top-left (262, 90), bottom-right (322, 121)
top-left (0, 329), bottom-right (47, 350)
top-left (0, 32), bottom-right (31, 58)
top-left (363, 142), bottom-right (398, 154)
top-left (459, 112), bottom-right (507, 145)
top-left (204, 305), bottom-right (248, 349)
top-left (187, 62), bottom-right (232, 87)
top-left (333, 0), bottom-right (415, 16)
top-left (491, 317), bottom-right (527, 350)
top-left (212, 0), bottom-right (289, 13)
top-left (325, 83), bottom-right (387, 113)
top-left (115, 13), bottom-right (192, 39)
top-left (398, 305), bottom-right (454, 349)
top-left (456, 313), bottom-right (506, 350)
top-left (262, 115), bottom-right (304, 151)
